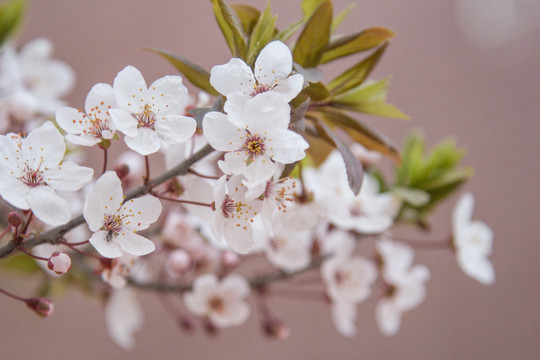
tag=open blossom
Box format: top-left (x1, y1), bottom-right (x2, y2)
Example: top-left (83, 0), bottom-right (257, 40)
top-left (183, 273), bottom-right (251, 328)
top-left (375, 238), bottom-right (430, 336)
top-left (0, 121), bottom-right (93, 225)
top-left (109, 66), bottom-right (196, 155)
top-left (203, 92), bottom-right (309, 186)
top-left (56, 83), bottom-right (118, 146)
top-left (452, 192), bottom-right (495, 285)
top-left (210, 40), bottom-right (304, 117)
top-left (83, 171), bottom-right (162, 258)
top-left (264, 226), bottom-right (312, 272)
top-left (304, 150), bottom-right (400, 234)
top-left (212, 175), bottom-right (262, 254)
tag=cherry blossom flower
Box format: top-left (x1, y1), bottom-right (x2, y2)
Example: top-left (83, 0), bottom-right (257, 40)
top-left (452, 192), bottom-right (495, 285)
top-left (100, 255), bottom-right (137, 289)
top-left (210, 41), bottom-right (304, 116)
top-left (83, 171), bottom-right (162, 258)
top-left (56, 83), bottom-right (118, 147)
top-left (109, 66), bottom-right (196, 155)
top-left (0, 121), bottom-right (93, 225)
top-left (183, 273), bottom-right (251, 328)
top-left (0, 38), bottom-right (74, 131)
top-left (105, 288), bottom-right (144, 349)
top-left (264, 226), bottom-right (312, 272)
top-left (375, 238), bottom-right (430, 336)
top-left (203, 92), bottom-right (309, 186)
top-left (304, 150), bottom-right (400, 234)
top-left (211, 175), bottom-right (262, 254)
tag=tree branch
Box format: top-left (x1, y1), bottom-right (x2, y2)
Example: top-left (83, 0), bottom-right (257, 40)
top-left (0, 144), bottom-right (215, 259)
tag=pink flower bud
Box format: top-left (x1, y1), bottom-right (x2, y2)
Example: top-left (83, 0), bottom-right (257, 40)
top-left (179, 316), bottom-right (196, 332)
top-left (221, 251), bottom-right (239, 268)
top-left (7, 212), bottom-right (22, 227)
top-left (47, 252), bottom-right (71, 274)
top-left (263, 319), bottom-right (291, 340)
top-left (167, 249), bottom-right (192, 275)
top-left (114, 163), bottom-right (130, 181)
top-left (26, 298), bottom-right (54, 317)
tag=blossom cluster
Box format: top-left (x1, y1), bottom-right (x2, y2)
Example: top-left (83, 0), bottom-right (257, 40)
top-left (0, 20), bottom-right (493, 351)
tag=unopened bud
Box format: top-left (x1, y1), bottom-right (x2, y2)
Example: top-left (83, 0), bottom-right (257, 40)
top-left (179, 316), bottom-right (196, 332)
top-left (221, 251), bottom-right (240, 268)
top-left (203, 318), bottom-right (218, 336)
top-left (167, 249), bottom-right (192, 275)
top-left (7, 212), bottom-right (22, 227)
top-left (26, 297), bottom-right (54, 318)
top-left (263, 319), bottom-right (291, 340)
top-left (47, 252), bottom-right (71, 274)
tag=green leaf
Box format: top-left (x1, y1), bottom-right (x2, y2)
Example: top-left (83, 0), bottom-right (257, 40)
top-left (211, 0), bottom-right (247, 58)
top-left (315, 107), bottom-right (400, 162)
top-left (0, 0), bottom-right (25, 46)
top-left (301, 0), bottom-right (325, 18)
top-left (273, 18), bottom-right (304, 42)
top-left (231, 4), bottom-right (260, 36)
top-left (293, 0), bottom-right (333, 68)
top-left (338, 101), bottom-right (410, 119)
top-left (301, 82), bottom-right (330, 102)
top-left (0, 253), bottom-right (41, 274)
top-left (309, 114), bottom-right (364, 194)
top-left (396, 132), bottom-right (425, 186)
top-left (327, 43), bottom-right (387, 95)
top-left (145, 48), bottom-right (219, 96)
top-left (331, 3), bottom-right (356, 33)
top-left (246, 2), bottom-right (277, 66)
top-left (321, 27), bottom-right (395, 64)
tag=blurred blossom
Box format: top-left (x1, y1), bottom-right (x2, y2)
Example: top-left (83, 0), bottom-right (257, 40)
top-left (105, 288), bottom-right (144, 349)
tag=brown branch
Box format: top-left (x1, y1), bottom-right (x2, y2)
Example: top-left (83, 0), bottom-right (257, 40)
top-left (0, 144), bottom-right (215, 259)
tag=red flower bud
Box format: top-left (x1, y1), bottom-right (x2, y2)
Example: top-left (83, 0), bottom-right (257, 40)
top-left (26, 297), bottom-right (54, 318)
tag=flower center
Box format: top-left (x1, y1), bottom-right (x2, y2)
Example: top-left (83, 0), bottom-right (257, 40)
top-left (102, 214), bottom-right (131, 240)
top-left (251, 83), bottom-right (274, 96)
top-left (267, 177), bottom-right (296, 213)
top-left (242, 131), bottom-right (265, 163)
top-left (334, 270), bottom-right (351, 285)
top-left (20, 164), bottom-right (45, 187)
top-left (208, 295), bottom-right (225, 313)
top-left (221, 196), bottom-right (249, 220)
top-left (136, 104), bottom-right (156, 129)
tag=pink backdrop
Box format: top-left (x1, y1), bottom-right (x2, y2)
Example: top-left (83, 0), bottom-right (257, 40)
top-left (1, 0), bottom-right (539, 359)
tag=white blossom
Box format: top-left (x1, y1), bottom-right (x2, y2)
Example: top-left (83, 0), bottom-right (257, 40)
top-left (183, 273), bottom-right (251, 328)
top-left (211, 175), bottom-right (262, 254)
top-left (264, 226), bottom-right (312, 272)
top-left (452, 192), bottom-right (495, 285)
top-left (105, 288), bottom-right (144, 349)
top-left (375, 238), bottom-right (430, 336)
top-left (0, 121), bottom-right (93, 225)
top-left (110, 66), bottom-right (196, 155)
top-left (203, 92), bottom-right (308, 186)
top-left (83, 171), bottom-right (162, 258)
top-left (210, 41), bottom-right (304, 117)
top-left (56, 83), bottom-right (118, 146)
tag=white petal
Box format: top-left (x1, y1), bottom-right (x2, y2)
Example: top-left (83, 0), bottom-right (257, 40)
top-left (267, 129), bottom-right (309, 164)
top-left (457, 250), bottom-right (495, 285)
top-left (113, 66), bottom-right (148, 114)
top-left (0, 175), bottom-right (30, 209)
top-left (125, 128), bottom-right (161, 155)
top-left (27, 186), bottom-right (71, 226)
top-left (109, 109), bottom-right (138, 137)
top-left (331, 301), bottom-right (357, 338)
top-left (115, 232), bottom-right (156, 257)
top-left (220, 274), bottom-right (250, 299)
top-left (375, 299), bottom-right (402, 336)
top-left (254, 41), bottom-right (293, 85)
top-left (55, 107), bottom-right (87, 135)
top-left (121, 195), bottom-right (162, 231)
top-left (84, 83), bottom-right (117, 118)
top-left (218, 151), bottom-right (250, 176)
top-left (273, 73), bottom-right (304, 102)
top-left (244, 91), bottom-right (291, 130)
top-left (211, 302), bottom-right (250, 328)
top-left (202, 112), bottom-right (243, 151)
top-left (148, 75), bottom-right (188, 115)
top-left (236, 156), bottom-right (276, 187)
top-left (83, 171), bottom-right (124, 231)
top-left (90, 230), bottom-right (123, 258)
top-left (223, 93), bottom-right (250, 120)
top-left (210, 58), bottom-right (255, 96)
top-left (105, 288), bottom-right (144, 350)
top-left (155, 115), bottom-right (196, 144)
top-left (184, 274), bottom-right (218, 316)
top-left (452, 192), bottom-right (474, 234)
top-left (45, 161), bottom-right (93, 191)
top-left (224, 220), bottom-right (254, 254)
top-left (23, 121), bottom-right (65, 168)
top-left (65, 134), bottom-right (100, 147)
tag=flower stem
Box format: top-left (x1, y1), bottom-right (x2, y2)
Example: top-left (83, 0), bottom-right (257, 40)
top-left (144, 155), bottom-right (150, 184)
top-left (21, 211), bottom-right (33, 236)
top-left (0, 286), bottom-right (27, 302)
top-left (151, 192), bottom-right (213, 208)
top-left (17, 245), bottom-right (48, 261)
top-left (188, 168), bottom-right (219, 180)
top-left (102, 148), bottom-right (108, 175)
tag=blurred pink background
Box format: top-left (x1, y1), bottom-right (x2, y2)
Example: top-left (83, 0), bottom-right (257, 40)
top-left (1, 0), bottom-right (540, 359)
